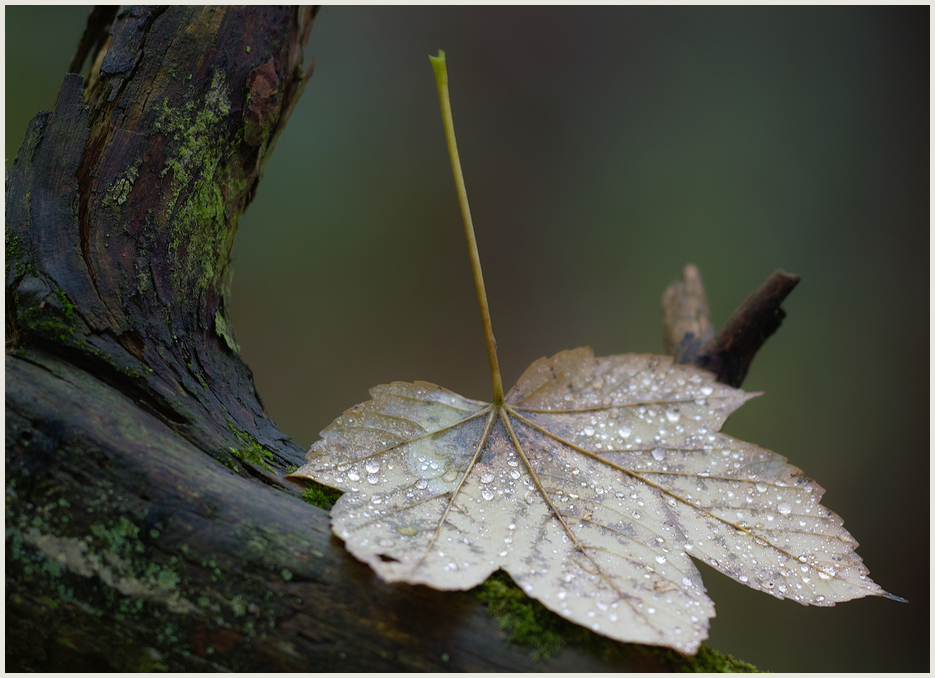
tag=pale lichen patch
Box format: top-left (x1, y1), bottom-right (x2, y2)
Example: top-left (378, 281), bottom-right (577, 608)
top-left (104, 157), bottom-right (143, 210)
top-left (214, 309), bottom-right (240, 353)
top-left (23, 527), bottom-right (198, 614)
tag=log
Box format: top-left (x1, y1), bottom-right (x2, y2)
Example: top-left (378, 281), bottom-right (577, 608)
top-left (6, 7), bottom-right (763, 671)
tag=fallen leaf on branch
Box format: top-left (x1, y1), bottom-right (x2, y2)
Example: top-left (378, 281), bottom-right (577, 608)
top-left (291, 347), bottom-right (897, 653)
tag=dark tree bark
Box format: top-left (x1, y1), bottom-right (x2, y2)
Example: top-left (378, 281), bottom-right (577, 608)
top-left (6, 7), bottom-right (777, 672)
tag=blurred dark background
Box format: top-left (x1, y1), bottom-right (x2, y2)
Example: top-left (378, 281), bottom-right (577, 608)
top-left (6, 6), bottom-right (928, 672)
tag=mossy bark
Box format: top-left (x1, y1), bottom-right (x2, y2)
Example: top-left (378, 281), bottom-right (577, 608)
top-left (6, 6), bottom-right (761, 672)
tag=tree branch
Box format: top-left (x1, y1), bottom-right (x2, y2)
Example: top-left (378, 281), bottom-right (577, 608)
top-left (662, 265), bottom-right (800, 386)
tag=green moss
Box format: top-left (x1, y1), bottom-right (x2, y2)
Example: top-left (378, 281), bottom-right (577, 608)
top-left (474, 570), bottom-right (565, 659)
top-left (155, 68), bottom-right (245, 296)
top-left (473, 571), bottom-right (759, 671)
top-left (687, 646), bottom-right (759, 673)
top-left (90, 517), bottom-right (143, 559)
top-left (54, 289), bottom-right (76, 319)
top-left (17, 286), bottom-right (78, 344)
top-left (6, 230), bottom-right (21, 261)
top-left (300, 481), bottom-right (343, 510)
top-left (227, 422), bottom-right (274, 471)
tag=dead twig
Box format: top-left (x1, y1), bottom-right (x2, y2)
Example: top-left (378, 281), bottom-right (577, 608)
top-left (662, 265), bottom-right (800, 387)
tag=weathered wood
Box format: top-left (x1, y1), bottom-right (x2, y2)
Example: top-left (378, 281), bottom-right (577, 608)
top-left (662, 263), bottom-right (715, 361)
top-left (662, 265), bottom-right (800, 386)
top-left (7, 5), bottom-right (316, 468)
top-left (6, 7), bottom-right (759, 672)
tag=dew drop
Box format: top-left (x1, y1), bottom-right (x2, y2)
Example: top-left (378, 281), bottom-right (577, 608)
top-left (442, 470), bottom-right (458, 483)
top-left (700, 385), bottom-right (714, 396)
top-left (647, 607), bottom-right (656, 615)
top-left (396, 526), bottom-right (418, 536)
top-left (618, 426), bottom-right (632, 438)
top-left (481, 472), bottom-right (494, 484)
top-left (666, 408), bottom-right (681, 422)
top-left (367, 475), bottom-right (379, 484)
top-left (651, 447), bottom-right (666, 461)
top-left (525, 490), bottom-right (536, 504)
top-left (365, 459), bottom-right (380, 474)
top-left (481, 488), bottom-right (494, 501)
top-left (755, 481), bottom-right (768, 493)
top-left (655, 555), bottom-right (667, 564)
top-left (415, 479), bottom-right (427, 490)
top-left (778, 502), bottom-right (792, 515)
top-left (347, 470), bottom-right (360, 481)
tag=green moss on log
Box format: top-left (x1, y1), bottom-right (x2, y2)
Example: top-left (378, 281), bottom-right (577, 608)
top-left (474, 570), bottom-right (758, 671)
top-left (154, 68), bottom-right (246, 297)
top-left (300, 480), bottom-right (343, 510)
top-left (227, 423), bottom-right (274, 471)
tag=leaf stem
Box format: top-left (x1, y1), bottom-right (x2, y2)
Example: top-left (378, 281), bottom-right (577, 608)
top-left (430, 50), bottom-right (504, 405)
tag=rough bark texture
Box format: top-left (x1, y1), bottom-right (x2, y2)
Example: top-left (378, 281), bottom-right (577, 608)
top-left (6, 7), bottom-right (769, 672)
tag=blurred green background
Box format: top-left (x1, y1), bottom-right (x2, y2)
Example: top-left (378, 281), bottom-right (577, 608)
top-left (6, 6), bottom-right (928, 672)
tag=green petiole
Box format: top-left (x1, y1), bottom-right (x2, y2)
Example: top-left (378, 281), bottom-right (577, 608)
top-left (430, 50), bottom-right (505, 406)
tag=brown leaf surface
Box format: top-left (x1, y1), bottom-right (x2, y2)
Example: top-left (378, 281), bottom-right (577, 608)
top-left (292, 347), bottom-right (895, 653)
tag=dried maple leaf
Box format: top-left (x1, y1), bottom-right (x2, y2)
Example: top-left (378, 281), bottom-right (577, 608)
top-left (290, 52), bottom-right (900, 654)
top-left (293, 348), bottom-right (898, 653)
